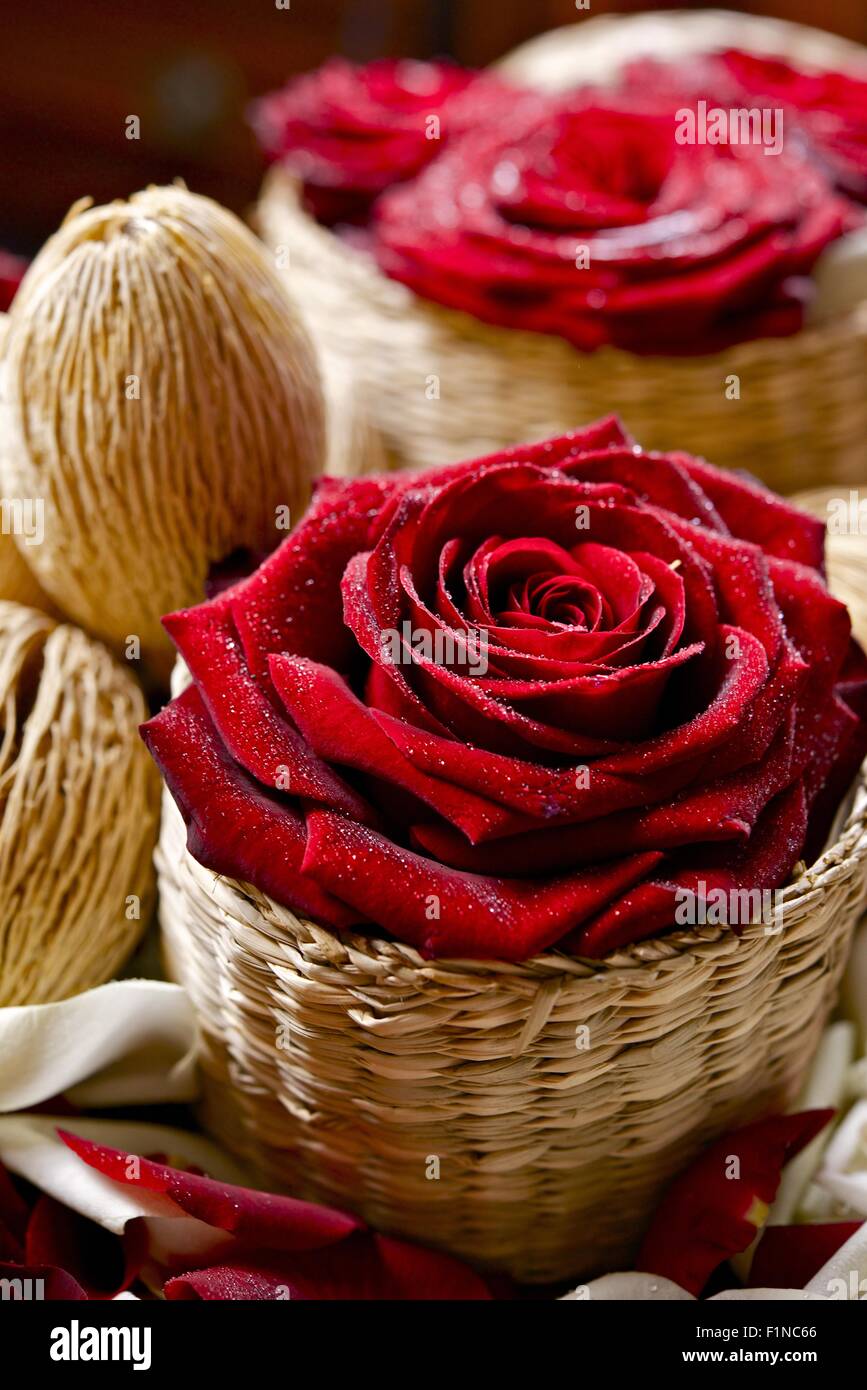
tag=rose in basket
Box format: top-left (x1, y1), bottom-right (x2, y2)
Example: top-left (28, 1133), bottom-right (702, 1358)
top-left (143, 419), bottom-right (867, 962)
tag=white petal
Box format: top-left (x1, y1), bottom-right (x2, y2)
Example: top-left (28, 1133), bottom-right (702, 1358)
top-left (561, 1272), bottom-right (694, 1301)
top-left (816, 1101), bottom-right (867, 1216)
top-left (710, 1288), bottom-right (828, 1302)
top-left (806, 1221), bottom-right (867, 1299)
top-left (0, 980), bottom-right (197, 1112)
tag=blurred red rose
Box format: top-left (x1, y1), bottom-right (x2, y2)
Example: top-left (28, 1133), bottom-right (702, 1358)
top-left (251, 58), bottom-right (519, 224)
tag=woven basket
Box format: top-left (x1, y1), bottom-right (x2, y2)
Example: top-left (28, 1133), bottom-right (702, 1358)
top-left (254, 10), bottom-right (867, 493)
top-left (158, 779), bottom-right (867, 1284)
top-left (498, 9), bottom-right (867, 92)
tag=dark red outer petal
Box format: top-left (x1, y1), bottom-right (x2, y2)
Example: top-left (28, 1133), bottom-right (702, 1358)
top-left (302, 806), bottom-right (662, 960)
top-left (677, 455), bottom-right (826, 570)
top-left (568, 778), bottom-right (808, 957)
top-left (163, 599), bottom-right (375, 826)
top-left (269, 655), bottom-right (534, 843)
top-left (164, 1230), bottom-right (492, 1300)
top-left (25, 1195), bottom-right (131, 1300)
top-left (141, 686), bottom-right (361, 929)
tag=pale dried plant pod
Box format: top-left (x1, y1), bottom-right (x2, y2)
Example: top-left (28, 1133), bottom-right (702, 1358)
top-left (0, 517), bottom-right (55, 613)
top-left (0, 600), bottom-right (160, 1005)
top-left (0, 186), bottom-right (325, 671)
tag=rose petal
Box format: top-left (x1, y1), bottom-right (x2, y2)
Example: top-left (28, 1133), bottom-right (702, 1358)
top-left (302, 806), bottom-right (662, 960)
top-left (636, 1111), bottom-right (834, 1297)
top-left (141, 686), bottom-right (360, 929)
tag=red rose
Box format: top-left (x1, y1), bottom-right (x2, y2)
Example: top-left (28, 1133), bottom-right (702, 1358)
top-left (251, 58), bottom-right (518, 225)
top-left (370, 91), bottom-right (856, 353)
top-left (143, 418), bottom-right (867, 961)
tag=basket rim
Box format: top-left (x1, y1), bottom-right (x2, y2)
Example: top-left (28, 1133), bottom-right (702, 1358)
top-left (498, 9), bottom-right (867, 84)
top-left (260, 169), bottom-right (867, 370)
top-left (172, 756), bottom-right (867, 985)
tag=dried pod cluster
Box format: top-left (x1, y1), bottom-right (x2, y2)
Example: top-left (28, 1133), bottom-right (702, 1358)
top-left (0, 600), bottom-right (159, 1005)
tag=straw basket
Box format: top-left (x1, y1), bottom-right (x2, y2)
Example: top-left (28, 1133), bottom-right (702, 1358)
top-left (159, 778), bottom-right (867, 1284)
top-left (156, 523), bottom-right (867, 1284)
top-left (255, 11), bottom-right (867, 493)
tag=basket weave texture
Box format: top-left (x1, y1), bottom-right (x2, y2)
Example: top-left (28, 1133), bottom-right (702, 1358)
top-left (255, 11), bottom-right (867, 493)
top-left (159, 762), bottom-right (867, 1283)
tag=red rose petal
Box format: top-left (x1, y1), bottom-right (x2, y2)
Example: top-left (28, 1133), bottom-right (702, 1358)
top-left (0, 1260), bottom-right (88, 1301)
top-left (568, 779), bottom-right (808, 957)
top-left (59, 1133), bottom-right (363, 1251)
top-left (141, 686), bottom-right (360, 929)
top-left (302, 806), bottom-right (662, 960)
top-left (636, 1110), bottom-right (835, 1297)
top-left (164, 1230), bottom-right (491, 1301)
top-left (164, 598), bottom-right (375, 825)
top-left (677, 455), bottom-right (826, 570)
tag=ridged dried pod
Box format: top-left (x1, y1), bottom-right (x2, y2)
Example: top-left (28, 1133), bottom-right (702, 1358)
top-left (0, 186), bottom-right (325, 672)
top-left (0, 600), bottom-right (160, 1005)
top-left (0, 533), bottom-right (54, 613)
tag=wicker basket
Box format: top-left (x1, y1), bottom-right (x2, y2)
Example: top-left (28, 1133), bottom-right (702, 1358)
top-left (498, 9), bottom-right (867, 92)
top-left (255, 10), bottom-right (867, 493)
top-left (159, 778), bottom-right (867, 1284)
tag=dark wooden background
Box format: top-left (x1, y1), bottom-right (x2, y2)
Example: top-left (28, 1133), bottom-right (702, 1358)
top-left (2, 1), bottom-right (865, 253)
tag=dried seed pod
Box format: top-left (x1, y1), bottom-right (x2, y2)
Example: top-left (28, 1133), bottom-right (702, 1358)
top-left (0, 186), bottom-right (325, 671)
top-left (0, 600), bottom-right (159, 1005)
top-left (0, 535), bottom-right (54, 612)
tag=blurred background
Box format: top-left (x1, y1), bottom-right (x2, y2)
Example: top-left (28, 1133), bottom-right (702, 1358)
top-left (2, 0), bottom-right (864, 253)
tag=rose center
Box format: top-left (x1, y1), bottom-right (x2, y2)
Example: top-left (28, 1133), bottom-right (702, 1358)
top-left (502, 570), bottom-right (607, 630)
top-left (496, 108), bottom-right (674, 232)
